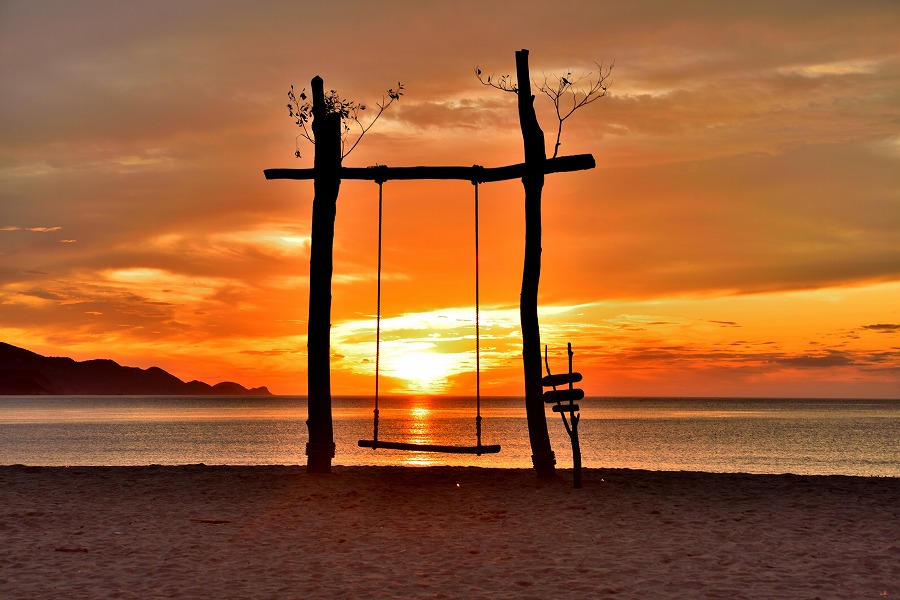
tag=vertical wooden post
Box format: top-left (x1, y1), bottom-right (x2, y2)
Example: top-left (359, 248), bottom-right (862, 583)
top-left (305, 75), bottom-right (341, 473)
top-left (516, 49), bottom-right (556, 477)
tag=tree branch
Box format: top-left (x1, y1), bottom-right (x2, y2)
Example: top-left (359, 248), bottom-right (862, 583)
top-left (538, 61), bottom-right (614, 158)
top-left (341, 84), bottom-right (403, 159)
top-left (287, 83), bottom-right (403, 160)
top-left (474, 67), bottom-right (518, 94)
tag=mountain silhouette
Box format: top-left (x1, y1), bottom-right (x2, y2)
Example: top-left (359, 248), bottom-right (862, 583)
top-left (0, 342), bottom-right (271, 396)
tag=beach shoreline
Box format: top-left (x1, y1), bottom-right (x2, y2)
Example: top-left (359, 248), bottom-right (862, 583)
top-left (1, 465), bottom-right (897, 599)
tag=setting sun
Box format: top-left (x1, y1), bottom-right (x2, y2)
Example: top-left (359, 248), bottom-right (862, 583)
top-left (379, 344), bottom-right (471, 394)
top-left (332, 309), bottom-right (486, 395)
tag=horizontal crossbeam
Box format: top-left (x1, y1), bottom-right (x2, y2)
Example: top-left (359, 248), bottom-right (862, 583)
top-left (358, 439), bottom-right (501, 454)
top-left (264, 154), bottom-right (594, 183)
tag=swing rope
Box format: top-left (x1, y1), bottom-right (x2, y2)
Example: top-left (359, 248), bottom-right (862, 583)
top-left (474, 176), bottom-right (482, 449)
top-left (363, 171), bottom-right (499, 455)
top-left (373, 178), bottom-right (384, 444)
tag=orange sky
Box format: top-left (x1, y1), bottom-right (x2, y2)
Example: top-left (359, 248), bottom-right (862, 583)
top-left (1, 1), bottom-right (899, 397)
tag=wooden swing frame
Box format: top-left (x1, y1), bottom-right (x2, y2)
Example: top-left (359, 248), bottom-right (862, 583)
top-left (264, 49), bottom-right (596, 473)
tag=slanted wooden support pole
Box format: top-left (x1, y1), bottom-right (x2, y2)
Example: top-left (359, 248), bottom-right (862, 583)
top-left (566, 343), bottom-right (583, 489)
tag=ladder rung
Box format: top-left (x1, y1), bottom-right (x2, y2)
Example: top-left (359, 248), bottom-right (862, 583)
top-left (543, 388), bottom-right (584, 403)
top-left (541, 372), bottom-right (583, 387)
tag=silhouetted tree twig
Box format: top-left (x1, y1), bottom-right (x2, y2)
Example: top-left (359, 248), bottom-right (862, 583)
top-left (474, 68), bottom-right (518, 94)
top-left (475, 61), bottom-right (613, 158)
top-left (287, 83), bottom-right (403, 160)
top-left (538, 62), bottom-right (613, 158)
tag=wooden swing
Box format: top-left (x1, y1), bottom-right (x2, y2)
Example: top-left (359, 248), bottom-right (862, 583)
top-left (357, 176), bottom-right (501, 455)
top-left (265, 55), bottom-right (597, 474)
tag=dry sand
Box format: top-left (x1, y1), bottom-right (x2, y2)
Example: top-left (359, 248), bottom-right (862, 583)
top-left (0, 465), bottom-right (897, 599)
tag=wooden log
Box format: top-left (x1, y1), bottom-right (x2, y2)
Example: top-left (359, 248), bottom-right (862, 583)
top-left (543, 388), bottom-right (585, 403)
top-left (552, 404), bottom-right (580, 413)
top-left (305, 75), bottom-right (340, 474)
top-left (516, 49), bottom-right (556, 479)
top-left (357, 440), bottom-right (501, 454)
top-left (541, 372), bottom-right (583, 387)
top-left (264, 154), bottom-right (595, 183)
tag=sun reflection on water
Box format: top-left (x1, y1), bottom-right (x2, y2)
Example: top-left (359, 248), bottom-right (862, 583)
top-left (401, 403), bottom-right (435, 466)
top-left (409, 406), bottom-right (431, 420)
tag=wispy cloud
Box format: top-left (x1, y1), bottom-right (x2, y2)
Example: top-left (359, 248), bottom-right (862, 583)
top-left (861, 324), bottom-right (900, 333)
top-left (1, 226), bottom-right (62, 232)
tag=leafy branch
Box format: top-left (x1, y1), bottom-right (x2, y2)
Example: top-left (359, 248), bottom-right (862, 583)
top-left (474, 61), bottom-right (614, 158)
top-left (287, 83), bottom-right (403, 159)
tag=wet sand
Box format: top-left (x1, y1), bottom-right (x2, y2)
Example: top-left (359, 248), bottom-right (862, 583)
top-left (1, 465), bottom-right (897, 599)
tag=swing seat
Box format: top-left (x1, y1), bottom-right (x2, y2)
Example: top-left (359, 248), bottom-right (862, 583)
top-left (358, 439), bottom-right (501, 455)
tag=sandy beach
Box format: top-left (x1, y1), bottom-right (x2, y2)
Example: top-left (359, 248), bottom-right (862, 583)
top-left (1, 465), bottom-right (897, 599)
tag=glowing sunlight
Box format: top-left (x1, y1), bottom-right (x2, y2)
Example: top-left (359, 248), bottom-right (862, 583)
top-left (382, 346), bottom-right (468, 394)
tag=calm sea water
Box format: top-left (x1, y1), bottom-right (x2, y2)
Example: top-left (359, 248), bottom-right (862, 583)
top-left (0, 396), bottom-right (897, 477)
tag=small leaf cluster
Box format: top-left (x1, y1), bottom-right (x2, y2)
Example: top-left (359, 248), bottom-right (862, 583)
top-left (287, 86), bottom-right (312, 156)
top-left (286, 83), bottom-right (404, 160)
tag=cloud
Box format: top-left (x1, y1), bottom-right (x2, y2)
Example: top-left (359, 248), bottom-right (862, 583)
top-left (862, 324), bottom-right (900, 333)
top-left (1, 226), bottom-right (62, 232)
top-left (239, 348), bottom-right (304, 357)
top-left (770, 350), bottom-right (857, 369)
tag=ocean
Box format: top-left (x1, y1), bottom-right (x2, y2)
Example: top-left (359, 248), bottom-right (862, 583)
top-left (0, 396), bottom-right (897, 477)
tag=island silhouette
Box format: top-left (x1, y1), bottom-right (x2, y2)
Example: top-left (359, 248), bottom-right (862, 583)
top-left (0, 342), bottom-right (270, 396)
